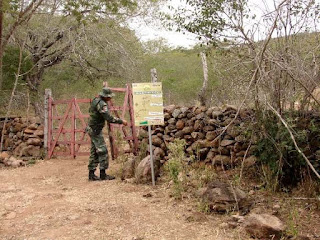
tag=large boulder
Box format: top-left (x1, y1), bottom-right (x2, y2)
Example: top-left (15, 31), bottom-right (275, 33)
top-left (212, 110), bottom-right (223, 118)
top-left (164, 112), bottom-right (171, 120)
top-left (206, 131), bottom-right (217, 141)
top-left (154, 147), bottom-right (165, 159)
top-left (4, 138), bottom-right (14, 150)
top-left (209, 138), bottom-right (220, 148)
top-left (203, 125), bottom-right (215, 132)
top-left (164, 105), bottom-right (176, 114)
top-left (167, 118), bottom-right (176, 125)
top-left (176, 120), bottom-right (185, 130)
top-left (4, 156), bottom-right (25, 167)
top-left (27, 146), bottom-right (41, 157)
top-left (226, 126), bottom-right (240, 138)
top-left (24, 128), bottom-right (35, 134)
top-left (138, 129), bottom-right (148, 140)
top-left (194, 120), bottom-right (204, 131)
top-left (27, 138), bottom-right (42, 146)
top-left (198, 148), bottom-right (209, 160)
top-left (233, 142), bottom-right (242, 153)
top-left (121, 157), bottom-right (136, 180)
top-left (193, 106), bottom-right (205, 114)
top-left (172, 109), bottom-right (182, 118)
top-left (30, 116), bottom-right (41, 124)
top-left (13, 143), bottom-right (27, 156)
top-left (180, 107), bottom-right (189, 114)
top-left (151, 135), bottom-right (163, 147)
top-left (174, 130), bottom-right (184, 138)
top-left (220, 139), bottom-right (235, 147)
top-left (182, 126), bottom-right (194, 134)
top-left (34, 129), bottom-right (44, 137)
top-left (135, 155), bottom-right (160, 183)
top-left (243, 156), bottom-right (257, 168)
top-left (191, 140), bottom-right (207, 151)
top-left (0, 151), bottom-right (10, 162)
top-left (197, 180), bottom-right (248, 213)
top-left (205, 150), bottom-right (216, 162)
top-left (244, 213), bottom-right (286, 240)
top-left (21, 145), bottom-right (41, 157)
top-left (11, 123), bottom-right (23, 133)
top-left (28, 123), bottom-right (38, 130)
top-left (212, 155), bottom-right (232, 166)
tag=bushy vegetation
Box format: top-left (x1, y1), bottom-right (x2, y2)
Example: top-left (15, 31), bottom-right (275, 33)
top-left (164, 139), bottom-right (217, 199)
top-left (165, 139), bottom-right (187, 199)
top-left (254, 111), bottom-right (320, 191)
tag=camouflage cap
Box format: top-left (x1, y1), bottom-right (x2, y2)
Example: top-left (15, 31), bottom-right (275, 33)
top-left (99, 88), bottom-right (115, 98)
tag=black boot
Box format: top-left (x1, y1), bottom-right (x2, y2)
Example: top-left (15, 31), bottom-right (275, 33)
top-left (100, 169), bottom-right (115, 180)
top-left (89, 170), bottom-right (99, 181)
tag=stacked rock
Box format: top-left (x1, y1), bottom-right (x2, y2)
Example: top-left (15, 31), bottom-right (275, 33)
top-left (0, 151), bottom-right (26, 167)
top-left (0, 117), bottom-right (44, 158)
top-left (139, 105), bottom-right (257, 168)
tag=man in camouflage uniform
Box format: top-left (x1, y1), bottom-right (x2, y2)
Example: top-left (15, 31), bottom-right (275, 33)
top-left (86, 88), bottom-right (127, 181)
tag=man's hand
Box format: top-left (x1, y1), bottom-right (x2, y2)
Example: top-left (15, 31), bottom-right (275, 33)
top-left (122, 120), bottom-right (128, 126)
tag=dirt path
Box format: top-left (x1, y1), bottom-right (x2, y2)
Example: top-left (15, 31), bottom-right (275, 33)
top-left (0, 158), bottom-right (236, 240)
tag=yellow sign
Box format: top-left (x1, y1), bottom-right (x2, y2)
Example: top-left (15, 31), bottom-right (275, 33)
top-left (132, 82), bottom-right (164, 126)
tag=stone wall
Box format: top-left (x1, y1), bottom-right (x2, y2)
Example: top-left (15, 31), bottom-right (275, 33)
top-left (139, 105), bottom-right (257, 168)
top-left (0, 117), bottom-right (44, 159)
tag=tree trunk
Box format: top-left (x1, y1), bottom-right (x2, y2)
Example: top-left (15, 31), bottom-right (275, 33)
top-left (151, 68), bottom-right (158, 83)
top-left (27, 71), bottom-right (45, 120)
top-left (30, 89), bottom-right (44, 119)
top-left (198, 52), bottom-right (208, 106)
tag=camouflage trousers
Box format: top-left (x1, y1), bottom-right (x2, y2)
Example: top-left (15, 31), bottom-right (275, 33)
top-left (86, 126), bottom-right (109, 170)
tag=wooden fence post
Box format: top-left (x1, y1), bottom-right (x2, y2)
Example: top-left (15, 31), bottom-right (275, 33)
top-left (71, 98), bottom-right (76, 158)
top-left (44, 89), bottom-right (52, 157)
top-left (151, 68), bottom-right (158, 83)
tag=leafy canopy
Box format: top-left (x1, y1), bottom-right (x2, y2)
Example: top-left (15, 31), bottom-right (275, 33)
top-left (169, 0), bottom-right (250, 44)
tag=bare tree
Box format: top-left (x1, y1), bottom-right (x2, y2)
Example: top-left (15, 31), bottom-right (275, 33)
top-left (0, 0), bottom-right (45, 90)
top-left (2, 0), bottom-right (161, 116)
top-left (172, 0), bottom-right (320, 111)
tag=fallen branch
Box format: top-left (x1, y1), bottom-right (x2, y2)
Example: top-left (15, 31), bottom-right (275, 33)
top-left (284, 197), bottom-right (320, 201)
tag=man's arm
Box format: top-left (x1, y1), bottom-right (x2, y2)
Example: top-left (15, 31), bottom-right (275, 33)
top-left (98, 102), bottom-right (125, 124)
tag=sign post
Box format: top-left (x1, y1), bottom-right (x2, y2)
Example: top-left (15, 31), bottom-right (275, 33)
top-left (132, 81), bottom-right (164, 186)
top-left (148, 124), bottom-right (155, 186)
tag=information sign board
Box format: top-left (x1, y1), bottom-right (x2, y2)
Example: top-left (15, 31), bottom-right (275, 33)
top-left (132, 82), bottom-right (164, 126)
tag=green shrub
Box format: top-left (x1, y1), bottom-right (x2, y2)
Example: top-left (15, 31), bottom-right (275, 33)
top-left (165, 139), bottom-right (187, 199)
top-left (254, 111), bottom-right (319, 191)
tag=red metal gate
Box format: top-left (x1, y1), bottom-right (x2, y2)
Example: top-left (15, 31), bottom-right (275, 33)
top-left (47, 85), bottom-right (138, 159)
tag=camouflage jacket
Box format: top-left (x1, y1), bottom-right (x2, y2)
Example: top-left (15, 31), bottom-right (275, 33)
top-left (88, 97), bottom-right (123, 132)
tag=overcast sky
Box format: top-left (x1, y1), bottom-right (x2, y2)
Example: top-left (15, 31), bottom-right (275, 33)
top-left (129, 0), bottom-right (304, 48)
top-left (131, 26), bottom-right (199, 48)
top-left (129, 0), bottom-right (197, 48)
top-left (128, 0), bottom-right (199, 48)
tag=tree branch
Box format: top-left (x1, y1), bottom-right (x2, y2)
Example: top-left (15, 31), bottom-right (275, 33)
top-left (267, 102), bottom-right (320, 180)
top-left (0, 41), bottom-right (24, 151)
